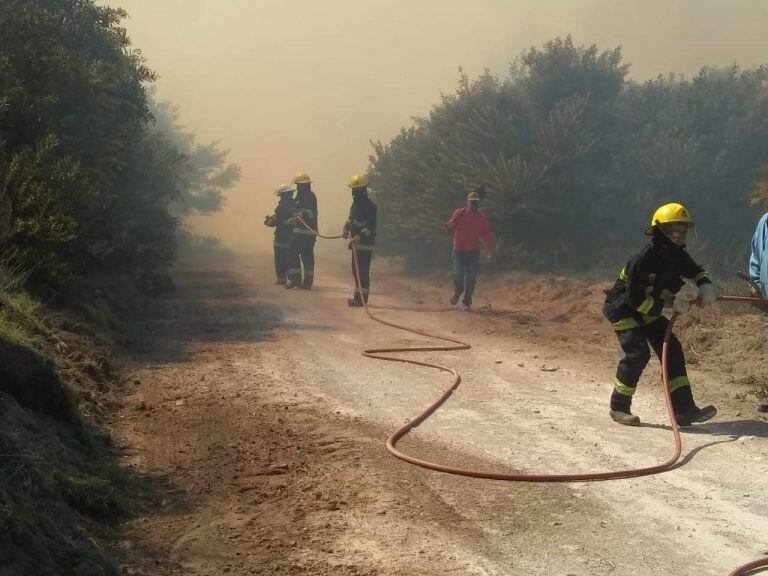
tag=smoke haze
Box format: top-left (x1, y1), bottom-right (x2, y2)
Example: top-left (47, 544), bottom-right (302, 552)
top-left (107, 0), bottom-right (768, 250)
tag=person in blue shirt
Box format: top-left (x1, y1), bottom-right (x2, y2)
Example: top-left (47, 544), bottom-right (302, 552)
top-left (749, 212), bottom-right (768, 298)
top-left (749, 212), bottom-right (768, 413)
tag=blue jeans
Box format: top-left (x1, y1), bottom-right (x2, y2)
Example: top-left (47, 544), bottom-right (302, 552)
top-left (452, 250), bottom-right (480, 305)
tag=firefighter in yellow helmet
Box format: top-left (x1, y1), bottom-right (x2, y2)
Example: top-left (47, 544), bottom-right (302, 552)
top-left (285, 173), bottom-right (318, 289)
top-left (602, 203), bottom-right (717, 426)
top-left (342, 173), bottom-right (377, 306)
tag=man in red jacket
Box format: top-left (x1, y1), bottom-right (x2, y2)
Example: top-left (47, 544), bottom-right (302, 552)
top-left (446, 190), bottom-right (494, 310)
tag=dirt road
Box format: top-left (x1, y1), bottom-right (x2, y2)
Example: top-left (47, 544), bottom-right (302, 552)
top-left (115, 252), bottom-right (768, 576)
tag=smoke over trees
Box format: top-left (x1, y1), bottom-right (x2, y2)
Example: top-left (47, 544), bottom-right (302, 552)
top-left (149, 100), bottom-right (240, 218)
top-left (369, 36), bottom-right (768, 275)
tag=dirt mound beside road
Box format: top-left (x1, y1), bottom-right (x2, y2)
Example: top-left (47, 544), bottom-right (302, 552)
top-left (480, 271), bottom-right (608, 326)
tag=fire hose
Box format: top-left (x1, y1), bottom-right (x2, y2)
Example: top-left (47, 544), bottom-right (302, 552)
top-left (294, 216), bottom-right (768, 573)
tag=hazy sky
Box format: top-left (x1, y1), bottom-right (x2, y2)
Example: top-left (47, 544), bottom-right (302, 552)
top-left (106, 0), bottom-right (768, 250)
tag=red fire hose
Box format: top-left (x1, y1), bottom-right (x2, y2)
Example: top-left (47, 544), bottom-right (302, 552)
top-left (729, 556), bottom-right (768, 576)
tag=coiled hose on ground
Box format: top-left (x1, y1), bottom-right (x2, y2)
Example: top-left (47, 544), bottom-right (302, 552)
top-left (296, 216), bottom-right (768, 574)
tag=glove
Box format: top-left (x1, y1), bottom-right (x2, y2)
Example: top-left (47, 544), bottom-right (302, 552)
top-left (697, 283), bottom-right (716, 307)
top-left (348, 236), bottom-right (360, 250)
top-left (672, 297), bottom-right (691, 315)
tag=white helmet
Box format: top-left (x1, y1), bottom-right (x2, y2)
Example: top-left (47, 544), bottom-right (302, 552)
top-left (274, 184), bottom-right (295, 196)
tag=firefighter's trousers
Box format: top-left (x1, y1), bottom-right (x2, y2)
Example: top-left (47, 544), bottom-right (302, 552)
top-left (274, 240), bottom-right (290, 283)
top-left (351, 248), bottom-right (373, 303)
top-left (611, 316), bottom-right (695, 414)
top-left (287, 234), bottom-right (316, 288)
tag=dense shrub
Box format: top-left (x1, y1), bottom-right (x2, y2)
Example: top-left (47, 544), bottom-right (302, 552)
top-left (370, 36), bottom-right (768, 276)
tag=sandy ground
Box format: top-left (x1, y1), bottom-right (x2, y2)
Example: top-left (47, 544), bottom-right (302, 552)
top-left (114, 251), bottom-right (768, 576)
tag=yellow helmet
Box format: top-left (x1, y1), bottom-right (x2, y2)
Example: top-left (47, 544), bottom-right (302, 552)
top-left (645, 202), bottom-right (694, 236)
top-left (348, 173), bottom-right (369, 189)
top-left (293, 173), bottom-right (312, 184)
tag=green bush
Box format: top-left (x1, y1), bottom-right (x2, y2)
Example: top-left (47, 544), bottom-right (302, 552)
top-left (370, 36), bottom-right (768, 276)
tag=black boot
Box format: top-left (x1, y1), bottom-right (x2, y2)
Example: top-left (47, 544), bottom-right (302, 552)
top-left (670, 386), bottom-right (716, 426)
top-left (675, 404), bottom-right (717, 426)
top-left (609, 391), bottom-right (640, 426)
top-left (348, 297), bottom-right (363, 307)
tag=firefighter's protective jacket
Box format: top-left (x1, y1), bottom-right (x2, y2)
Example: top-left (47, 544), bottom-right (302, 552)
top-left (292, 190), bottom-right (318, 236)
top-left (270, 197), bottom-right (295, 245)
top-left (344, 194), bottom-right (377, 251)
top-left (603, 232), bottom-right (711, 331)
